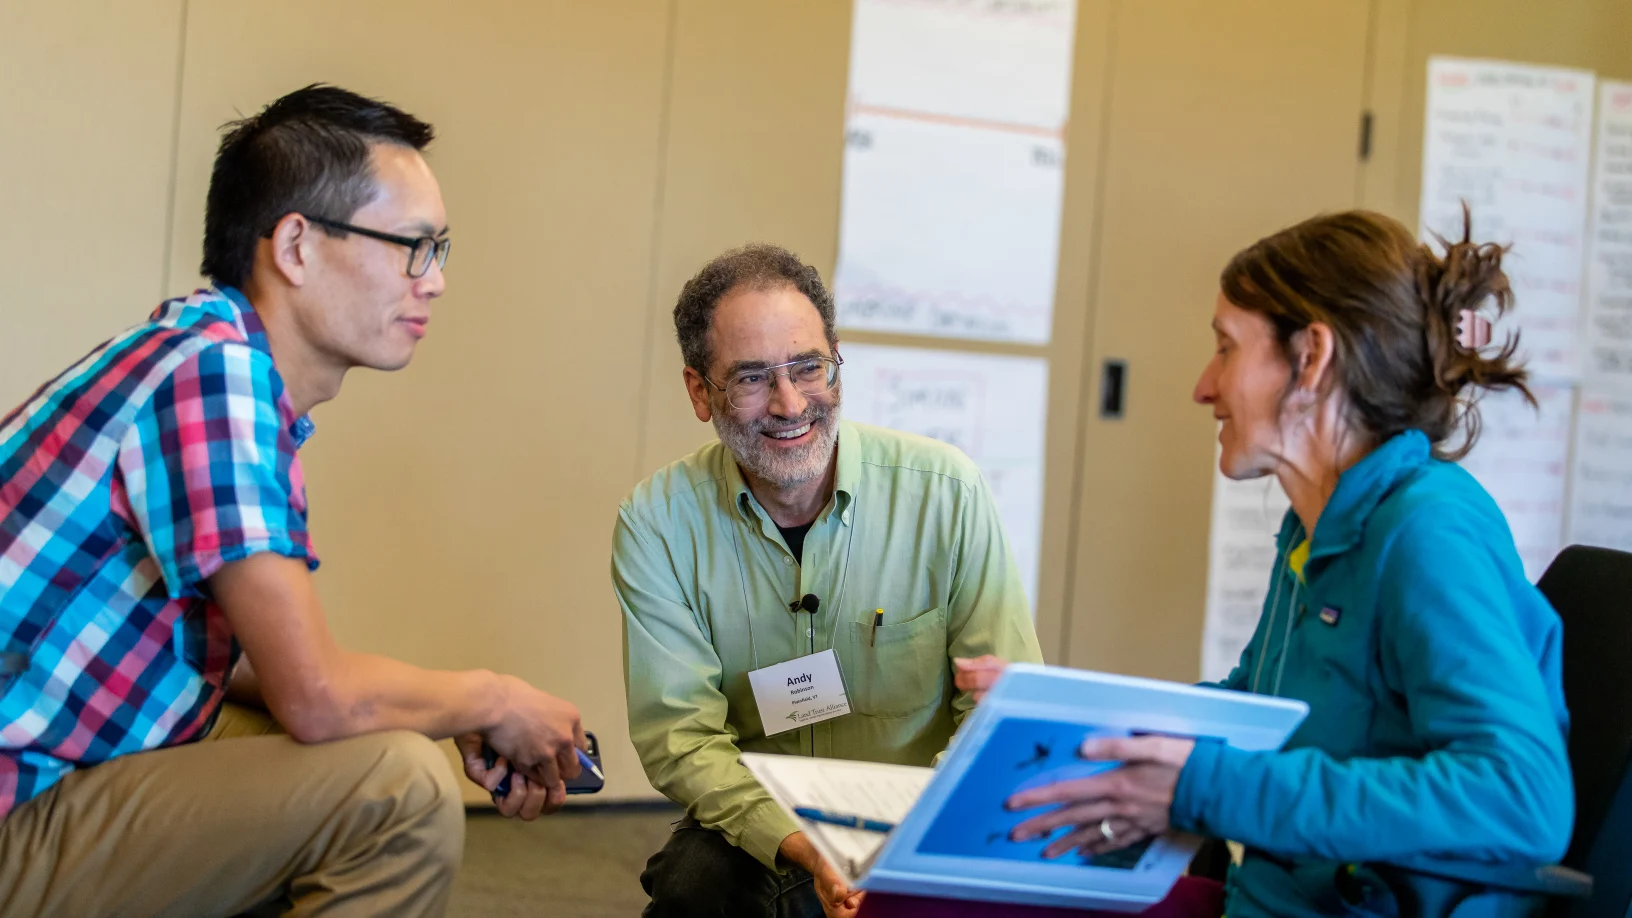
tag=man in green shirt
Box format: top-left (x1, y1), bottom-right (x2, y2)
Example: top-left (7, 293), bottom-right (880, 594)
top-left (614, 244), bottom-right (1042, 918)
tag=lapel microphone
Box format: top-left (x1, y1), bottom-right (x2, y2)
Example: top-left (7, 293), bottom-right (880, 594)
top-left (788, 593), bottom-right (820, 615)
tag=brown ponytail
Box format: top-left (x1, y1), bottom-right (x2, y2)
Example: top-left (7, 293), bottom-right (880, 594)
top-left (1221, 207), bottom-right (1535, 461)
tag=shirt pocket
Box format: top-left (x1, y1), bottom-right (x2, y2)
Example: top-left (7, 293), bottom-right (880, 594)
top-left (845, 606), bottom-right (947, 718)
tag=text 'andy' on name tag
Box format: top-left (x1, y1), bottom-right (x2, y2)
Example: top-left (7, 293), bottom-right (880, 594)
top-left (748, 649), bottom-right (852, 736)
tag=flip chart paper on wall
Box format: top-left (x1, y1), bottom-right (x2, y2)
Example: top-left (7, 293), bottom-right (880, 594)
top-left (1568, 387), bottom-right (1632, 552)
top-left (1584, 81), bottom-right (1632, 385)
top-left (838, 343), bottom-right (1048, 607)
top-left (834, 0), bottom-right (1077, 345)
top-left (1418, 57), bottom-right (1595, 381)
top-left (1199, 464), bottom-right (1291, 684)
top-left (835, 114), bottom-right (1065, 344)
top-left (1457, 385), bottom-right (1573, 579)
top-left (845, 0), bottom-right (1075, 130)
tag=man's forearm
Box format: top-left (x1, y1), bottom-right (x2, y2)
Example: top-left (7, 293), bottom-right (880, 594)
top-left (778, 830), bottom-right (822, 873)
top-left (635, 722), bottom-right (802, 867)
top-left (288, 652), bottom-right (505, 743)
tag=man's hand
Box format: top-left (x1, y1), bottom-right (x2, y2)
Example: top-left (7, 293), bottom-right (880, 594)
top-left (470, 676), bottom-right (586, 816)
top-left (953, 655), bottom-right (1008, 704)
top-left (456, 734), bottom-right (558, 820)
top-left (1005, 735), bottom-right (1194, 858)
top-left (779, 831), bottom-right (864, 917)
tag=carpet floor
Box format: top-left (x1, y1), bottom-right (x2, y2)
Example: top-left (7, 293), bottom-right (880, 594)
top-left (448, 803), bottom-right (682, 917)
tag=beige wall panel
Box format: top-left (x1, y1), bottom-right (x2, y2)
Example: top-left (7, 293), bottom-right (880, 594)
top-left (635, 0), bottom-right (853, 480)
top-left (0, 0), bottom-right (184, 406)
top-left (1065, 0), bottom-right (1370, 681)
top-left (168, 1), bottom-right (673, 801)
top-left (1384, 0), bottom-right (1632, 224)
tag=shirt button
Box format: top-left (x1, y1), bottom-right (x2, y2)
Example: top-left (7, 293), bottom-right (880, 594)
top-left (782, 556), bottom-right (793, 566)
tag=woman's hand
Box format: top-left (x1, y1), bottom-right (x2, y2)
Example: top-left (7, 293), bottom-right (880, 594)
top-left (1005, 735), bottom-right (1195, 858)
top-left (952, 655), bottom-right (1008, 704)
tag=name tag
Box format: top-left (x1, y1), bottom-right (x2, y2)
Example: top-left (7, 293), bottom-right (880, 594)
top-left (748, 649), bottom-right (852, 736)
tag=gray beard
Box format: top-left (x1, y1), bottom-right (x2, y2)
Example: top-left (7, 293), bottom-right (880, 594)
top-left (713, 395), bottom-right (842, 490)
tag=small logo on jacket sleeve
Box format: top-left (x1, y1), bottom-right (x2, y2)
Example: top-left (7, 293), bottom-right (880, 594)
top-left (1319, 606), bottom-right (1342, 626)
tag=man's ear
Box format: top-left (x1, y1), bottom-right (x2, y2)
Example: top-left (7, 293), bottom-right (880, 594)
top-left (683, 366), bottom-right (713, 423)
top-left (264, 212), bottom-right (312, 288)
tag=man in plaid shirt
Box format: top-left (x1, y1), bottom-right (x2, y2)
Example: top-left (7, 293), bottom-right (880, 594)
top-left (0, 86), bottom-right (583, 917)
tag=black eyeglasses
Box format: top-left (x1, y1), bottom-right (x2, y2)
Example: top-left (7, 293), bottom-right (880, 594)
top-left (302, 214), bottom-right (451, 278)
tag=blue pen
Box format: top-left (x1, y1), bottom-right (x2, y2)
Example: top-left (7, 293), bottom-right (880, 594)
top-left (577, 747), bottom-right (605, 781)
top-left (794, 806), bottom-right (896, 834)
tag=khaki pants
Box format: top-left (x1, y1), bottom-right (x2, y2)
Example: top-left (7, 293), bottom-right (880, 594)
top-left (0, 704), bottom-right (465, 917)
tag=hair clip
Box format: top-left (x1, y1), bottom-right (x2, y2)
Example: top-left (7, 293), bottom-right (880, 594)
top-left (1456, 309), bottom-right (1492, 350)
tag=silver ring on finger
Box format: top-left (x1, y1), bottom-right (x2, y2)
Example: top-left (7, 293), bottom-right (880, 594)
top-left (1098, 817), bottom-right (1117, 844)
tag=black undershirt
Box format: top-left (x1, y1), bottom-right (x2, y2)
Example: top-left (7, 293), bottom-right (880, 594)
top-left (777, 521), bottom-right (815, 565)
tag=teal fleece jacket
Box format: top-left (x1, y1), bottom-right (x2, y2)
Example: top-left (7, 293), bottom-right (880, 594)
top-left (1171, 430), bottom-right (1573, 916)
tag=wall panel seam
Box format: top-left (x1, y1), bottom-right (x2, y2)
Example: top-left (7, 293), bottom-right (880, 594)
top-left (633, 0), bottom-right (681, 483)
top-left (1058, 0), bottom-right (1123, 667)
top-left (159, 0), bottom-right (191, 298)
top-left (1355, 0), bottom-right (1381, 203)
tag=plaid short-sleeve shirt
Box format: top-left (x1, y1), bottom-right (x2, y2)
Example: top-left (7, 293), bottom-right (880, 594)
top-left (0, 287), bottom-right (319, 820)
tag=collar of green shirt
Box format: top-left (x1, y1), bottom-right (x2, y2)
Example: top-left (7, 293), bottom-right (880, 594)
top-left (722, 419), bottom-right (863, 532)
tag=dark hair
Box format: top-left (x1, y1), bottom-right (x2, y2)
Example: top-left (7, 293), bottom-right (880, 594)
top-left (1220, 208), bottom-right (1533, 460)
top-left (673, 244), bottom-right (838, 374)
top-left (201, 84), bottom-right (435, 288)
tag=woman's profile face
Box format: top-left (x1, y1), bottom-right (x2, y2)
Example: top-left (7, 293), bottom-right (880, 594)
top-left (1193, 293), bottom-right (1297, 480)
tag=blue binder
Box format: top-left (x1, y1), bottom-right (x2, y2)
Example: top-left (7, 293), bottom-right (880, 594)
top-left (856, 664), bottom-right (1308, 911)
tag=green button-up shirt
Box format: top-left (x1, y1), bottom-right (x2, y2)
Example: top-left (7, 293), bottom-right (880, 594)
top-left (613, 421), bottom-right (1043, 868)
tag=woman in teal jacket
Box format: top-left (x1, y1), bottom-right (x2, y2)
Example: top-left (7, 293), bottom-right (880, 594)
top-left (861, 209), bottom-right (1572, 917)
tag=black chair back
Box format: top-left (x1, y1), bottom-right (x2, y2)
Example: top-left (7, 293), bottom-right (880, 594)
top-left (1536, 545), bottom-right (1632, 918)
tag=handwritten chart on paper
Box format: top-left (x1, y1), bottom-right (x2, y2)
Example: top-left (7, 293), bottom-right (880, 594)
top-left (1584, 82), bottom-right (1632, 385)
top-left (1569, 389), bottom-right (1632, 552)
top-left (1199, 466), bottom-right (1290, 684)
top-left (839, 343), bottom-right (1048, 605)
top-left (1457, 385), bottom-right (1574, 579)
top-left (1419, 57), bottom-right (1595, 381)
top-left (833, 0), bottom-right (1077, 345)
